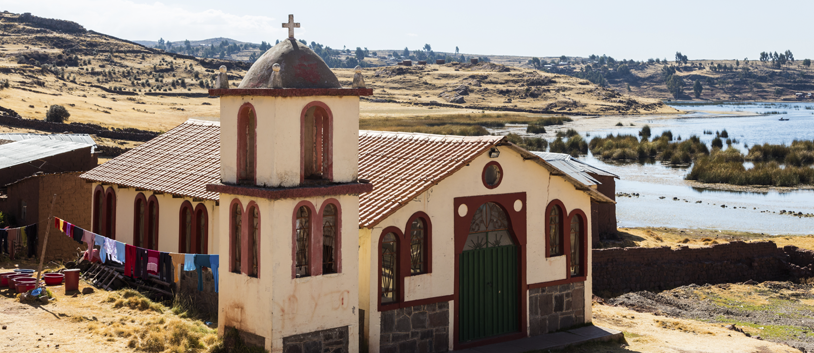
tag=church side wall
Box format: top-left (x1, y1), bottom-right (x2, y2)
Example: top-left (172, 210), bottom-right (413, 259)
top-left (217, 193), bottom-right (359, 353)
top-left (220, 96), bottom-right (360, 188)
top-left (90, 184), bottom-right (219, 254)
top-left (362, 147), bottom-right (594, 352)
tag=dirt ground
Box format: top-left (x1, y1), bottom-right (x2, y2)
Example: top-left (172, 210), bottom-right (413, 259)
top-left (601, 227), bottom-right (814, 251)
top-left (602, 281), bottom-right (814, 353)
top-left (0, 261), bottom-right (219, 353)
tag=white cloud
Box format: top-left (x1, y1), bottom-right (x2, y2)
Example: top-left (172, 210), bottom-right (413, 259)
top-left (406, 33), bottom-right (418, 37)
top-left (5, 0), bottom-right (286, 42)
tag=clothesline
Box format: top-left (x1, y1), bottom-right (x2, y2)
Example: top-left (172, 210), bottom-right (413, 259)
top-left (53, 217), bottom-right (219, 293)
top-left (0, 223), bottom-right (39, 260)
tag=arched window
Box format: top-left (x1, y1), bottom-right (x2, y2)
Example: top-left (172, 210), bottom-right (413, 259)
top-left (407, 213), bottom-right (432, 275)
top-left (231, 201), bottom-right (243, 274)
top-left (179, 202), bottom-right (194, 253)
top-left (248, 204), bottom-right (260, 277)
top-left (546, 202), bottom-right (565, 257)
top-left (104, 188), bottom-right (116, 239)
top-left (237, 104), bottom-right (257, 184)
top-left (92, 186), bottom-right (104, 233)
top-left (144, 195), bottom-right (159, 250)
top-left (322, 204), bottom-right (338, 274)
top-left (134, 193), bottom-right (147, 248)
top-left (301, 103), bottom-right (332, 181)
top-left (295, 206), bottom-right (311, 278)
top-left (569, 214), bottom-right (585, 277)
top-left (380, 232), bottom-right (399, 305)
top-left (194, 204), bottom-right (209, 254)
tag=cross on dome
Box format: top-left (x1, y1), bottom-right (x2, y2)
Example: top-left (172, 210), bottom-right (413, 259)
top-left (282, 14), bottom-right (300, 39)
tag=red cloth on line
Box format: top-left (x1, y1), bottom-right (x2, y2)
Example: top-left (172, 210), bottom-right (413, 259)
top-left (54, 217), bottom-right (60, 229)
top-left (124, 244), bottom-right (136, 278)
top-left (82, 249), bottom-right (101, 263)
top-left (146, 250), bottom-right (159, 275)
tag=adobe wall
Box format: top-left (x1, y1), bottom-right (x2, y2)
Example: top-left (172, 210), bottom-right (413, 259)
top-left (0, 146), bottom-right (96, 187)
top-left (589, 174), bottom-right (616, 243)
top-left (37, 173), bottom-right (92, 261)
top-left (592, 241), bottom-right (791, 296)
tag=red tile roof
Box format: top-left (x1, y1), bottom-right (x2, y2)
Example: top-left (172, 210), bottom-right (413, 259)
top-left (81, 121), bottom-right (612, 228)
top-left (357, 131), bottom-right (503, 228)
top-left (80, 119), bottom-right (220, 200)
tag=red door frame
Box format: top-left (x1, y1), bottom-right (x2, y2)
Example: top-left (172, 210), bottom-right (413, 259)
top-left (453, 192), bottom-right (527, 350)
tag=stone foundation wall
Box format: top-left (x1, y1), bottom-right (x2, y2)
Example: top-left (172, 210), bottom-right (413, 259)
top-left (528, 282), bottom-right (585, 336)
top-left (283, 326), bottom-right (349, 353)
top-left (380, 302), bottom-right (449, 353)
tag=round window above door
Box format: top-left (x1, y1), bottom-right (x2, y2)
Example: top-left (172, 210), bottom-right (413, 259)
top-left (482, 162), bottom-right (503, 189)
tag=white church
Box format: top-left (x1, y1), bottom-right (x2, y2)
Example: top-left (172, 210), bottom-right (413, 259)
top-left (80, 17), bottom-right (614, 353)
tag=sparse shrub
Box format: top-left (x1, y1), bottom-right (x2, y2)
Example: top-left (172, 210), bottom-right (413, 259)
top-left (711, 137), bottom-right (723, 149)
top-left (526, 125), bottom-right (546, 134)
top-left (615, 122), bottom-right (623, 127)
top-left (46, 104), bottom-right (70, 123)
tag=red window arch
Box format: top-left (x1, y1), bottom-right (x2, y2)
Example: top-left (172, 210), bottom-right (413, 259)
top-left (545, 200), bottom-right (566, 257)
top-left (145, 195), bottom-right (159, 250)
top-left (229, 199), bottom-right (244, 274)
top-left (133, 193), bottom-right (147, 248)
top-left (237, 103), bottom-right (257, 184)
top-left (567, 209), bottom-right (588, 278)
top-left (179, 201), bottom-right (194, 253)
top-left (292, 201), bottom-right (317, 278)
top-left (194, 203), bottom-right (209, 254)
top-left (405, 212), bottom-right (432, 275)
top-left (104, 187), bottom-right (117, 239)
top-left (92, 185), bottom-right (104, 234)
top-left (378, 227), bottom-right (404, 309)
top-left (300, 102), bottom-right (333, 182)
top-left (246, 201), bottom-right (260, 278)
top-left (320, 200), bottom-right (342, 275)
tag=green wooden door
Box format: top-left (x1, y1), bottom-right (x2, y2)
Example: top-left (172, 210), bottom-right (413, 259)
top-left (459, 244), bottom-right (519, 342)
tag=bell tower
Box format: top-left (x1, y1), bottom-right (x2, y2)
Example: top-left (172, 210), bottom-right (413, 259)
top-left (207, 14), bottom-right (373, 353)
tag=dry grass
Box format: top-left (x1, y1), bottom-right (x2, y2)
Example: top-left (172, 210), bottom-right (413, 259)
top-left (607, 227), bottom-right (814, 251)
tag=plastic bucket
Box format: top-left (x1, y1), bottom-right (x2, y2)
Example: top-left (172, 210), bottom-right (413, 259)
top-left (43, 273), bottom-right (65, 286)
top-left (0, 272), bottom-right (17, 287)
top-left (9, 276), bottom-right (34, 292)
top-left (13, 269), bottom-right (35, 274)
top-left (64, 269), bottom-right (80, 292)
top-left (6, 273), bottom-right (29, 288)
top-left (15, 279), bottom-right (37, 293)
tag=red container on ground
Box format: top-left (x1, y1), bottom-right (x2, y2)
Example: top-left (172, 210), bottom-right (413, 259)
top-left (44, 273), bottom-right (64, 285)
top-left (63, 269), bottom-right (80, 292)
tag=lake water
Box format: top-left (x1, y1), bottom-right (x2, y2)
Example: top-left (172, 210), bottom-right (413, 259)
top-left (577, 102), bottom-right (814, 235)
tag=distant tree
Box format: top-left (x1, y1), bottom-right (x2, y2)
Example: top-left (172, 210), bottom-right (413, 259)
top-left (735, 59), bottom-right (739, 67)
top-left (355, 47), bottom-right (365, 61)
top-left (693, 80), bottom-right (703, 98)
top-left (46, 105), bottom-right (70, 123)
top-left (455, 46), bottom-right (459, 54)
top-left (403, 47), bottom-right (410, 58)
top-left (559, 55), bottom-right (568, 63)
top-left (675, 52), bottom-right (688, 65)
top-left (743, 57), bottom-right (749, 66)
top-left (803, 59), bottom-right (811, 67)
top-left (423, 44), bottom-right (432, 52)
top-left (785, 50), bottom-right (794, 62)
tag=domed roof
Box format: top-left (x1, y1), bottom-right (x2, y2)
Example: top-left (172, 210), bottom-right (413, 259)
top-left (238, 39), bottom-right (340, 89)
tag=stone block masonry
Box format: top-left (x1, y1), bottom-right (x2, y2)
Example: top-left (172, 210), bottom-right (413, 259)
top-left (528, 282), bottom-right (585, 337)
top-left (380, 302), bottom-right (450, 353)
top-left (282, 326), bottom-right (349, 353)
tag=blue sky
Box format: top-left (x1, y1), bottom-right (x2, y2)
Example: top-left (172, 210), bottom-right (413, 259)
top-left (2, 0), bottom-right (812, 61)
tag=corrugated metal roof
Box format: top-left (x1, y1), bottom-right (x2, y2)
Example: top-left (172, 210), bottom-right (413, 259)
top-left (531, 152), bottom-right (618, 186)
top-left (357, 131), bottom-right (505, 228)
top-left (0, 133), bottom-right (96, 152)
top-left (0, 139), bottom-right (94, 170)
top-left (80, 119), bottom-right (221, 200)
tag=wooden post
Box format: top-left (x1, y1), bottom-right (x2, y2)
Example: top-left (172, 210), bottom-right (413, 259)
top-left (36, 194), bottom-right (57, 286)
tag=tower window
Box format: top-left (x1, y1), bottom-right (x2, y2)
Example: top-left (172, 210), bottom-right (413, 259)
top-left (237, 104), bottom-right (257, 184)
top-left (295, 206), bottom-right (311, 277)
top-left (322, 204), bottom-right (338, 274)
top-left (301, 103), bottom-right (332, 181)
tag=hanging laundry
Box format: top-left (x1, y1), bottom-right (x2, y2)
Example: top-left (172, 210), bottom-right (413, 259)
top-left (158, 252), bottom-right (174, 283)
top-left (54, 217), bottom-right (60, 229)
top-left (146, 250), bottom-right (159, 276)
top-left (169, 253), bottom-right (185, 284)
top-left (209, 255), bottom-right (220, 293)
top-left (194, 254), bottom-right (211, 292)
top-left (135, 248), bottom-right (149, 279)
top-left (115, 241), bottom-right (126, 263)
top-left (59, 219), bottom-right (65, 232)
top-left (184, 254), bottom-right (195, 271)
top-left (95, 235), bottom-right (107, 263)
top-left (104, 238), bottom-right (118, 264)
top-left (82, 230), bottom-right (95, 253)
top-left (124, 245), bottom-right (136, 278)
top-left (72, 225), bottom-right (83, 243)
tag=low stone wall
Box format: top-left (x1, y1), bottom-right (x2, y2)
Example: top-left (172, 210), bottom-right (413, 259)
top-left (592, 241), bottom-right (799, 295)
top-left (380, 302), bottom-right (450, 353)
top-left (529, 282), bottom-right (585, 336)
top-left (283, 326), bottom-right (349, 353)
top-left (0, 114), bottom-right (158, 141)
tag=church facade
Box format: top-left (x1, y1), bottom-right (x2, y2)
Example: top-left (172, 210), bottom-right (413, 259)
top-left (80, 23), bottom-right (614, 353)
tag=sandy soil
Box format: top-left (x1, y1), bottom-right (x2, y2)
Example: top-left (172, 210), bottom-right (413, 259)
top-left (604, 227), bottom-right (814, 250)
